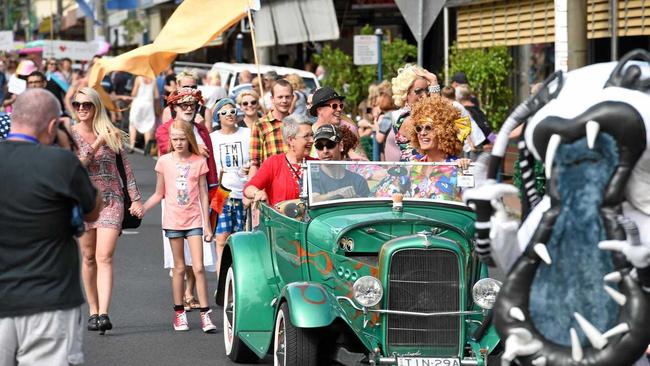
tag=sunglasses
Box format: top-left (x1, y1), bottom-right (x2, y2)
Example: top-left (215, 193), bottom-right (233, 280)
top-left (328, 103), bottom-right (344, 111)
top-left (219, 109), bottom-right (237, 116)
top-left (315, 140), bottom-right (338, 150)
top-left (180, 84), bottom-right (198, 89)
top-left (178, 103), bottom-right (196, 111)
top-left (412, 87), bottom-right (429, 96)
top-left (72, 101), bottom-right (94, 111)
top-left (241, 100), bottom-right (258, 107)
top-left (415, 124), bottom-right (434, 134)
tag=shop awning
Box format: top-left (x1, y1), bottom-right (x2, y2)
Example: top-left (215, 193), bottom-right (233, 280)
top-left (253, 0), bottom-right (340, 47)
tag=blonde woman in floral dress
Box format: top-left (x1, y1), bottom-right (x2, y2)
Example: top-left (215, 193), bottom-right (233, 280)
top-left (71, 87), bottom-right (143, 334)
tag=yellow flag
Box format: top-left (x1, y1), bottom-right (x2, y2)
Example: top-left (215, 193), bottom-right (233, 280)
top-left (89, 0), bottom-right (250, 107)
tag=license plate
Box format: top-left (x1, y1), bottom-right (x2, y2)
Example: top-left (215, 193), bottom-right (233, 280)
top-left (397, 357), bottom-right (460, 366)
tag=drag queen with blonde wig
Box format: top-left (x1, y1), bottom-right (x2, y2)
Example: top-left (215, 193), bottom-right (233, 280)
top-left (387, 64), bottom-right (440, 160)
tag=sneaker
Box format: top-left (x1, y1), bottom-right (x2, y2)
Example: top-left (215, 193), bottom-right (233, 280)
top-left (200, 310), bottom-right (217, 333)
top-left (173, 311), bottom-right (189, 331)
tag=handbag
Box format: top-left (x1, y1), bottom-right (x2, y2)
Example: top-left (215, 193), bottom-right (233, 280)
top-left (116, 152), bottom-right (142, 229)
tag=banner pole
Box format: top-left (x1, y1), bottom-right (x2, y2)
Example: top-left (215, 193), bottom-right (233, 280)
top-left (247, 7), bottom-right (265, 104)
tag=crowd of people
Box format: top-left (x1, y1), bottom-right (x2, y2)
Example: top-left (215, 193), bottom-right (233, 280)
top-left (0, 54), bottom-right (496, 365)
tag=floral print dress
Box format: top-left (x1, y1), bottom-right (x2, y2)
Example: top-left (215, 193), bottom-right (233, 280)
top-left (72, 128), bottom-right (141, 230)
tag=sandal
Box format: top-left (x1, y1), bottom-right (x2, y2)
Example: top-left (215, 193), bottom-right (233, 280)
top-left (183, 296), bottom-right (192, 312)
top-left (184, 296), bottom-right (201, 311)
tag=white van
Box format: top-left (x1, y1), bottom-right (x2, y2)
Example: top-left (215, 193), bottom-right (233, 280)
top-left (210, 62), bottom-right (320, 94)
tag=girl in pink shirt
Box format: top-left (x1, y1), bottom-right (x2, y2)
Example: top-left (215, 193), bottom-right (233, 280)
top-left (142, 120), bottom-right (216, 333)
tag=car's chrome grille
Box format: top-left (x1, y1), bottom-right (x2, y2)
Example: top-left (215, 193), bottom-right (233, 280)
top-left (387, 249), bottom-right (461, 354)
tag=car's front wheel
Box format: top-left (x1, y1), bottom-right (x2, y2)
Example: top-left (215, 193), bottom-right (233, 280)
top-left (273, 302), bottom-right (318, 366)
top-left (223, 266), bottom-right (258, 362)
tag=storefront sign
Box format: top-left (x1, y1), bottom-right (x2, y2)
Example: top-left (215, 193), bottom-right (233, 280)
top-left (353, 35), bottom-right (378, 65)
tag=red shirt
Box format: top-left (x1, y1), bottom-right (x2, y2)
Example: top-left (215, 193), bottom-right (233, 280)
top-left (245, 153), bottom-right (316, 206)
top-left (155, 118), bottom-right (218, 188)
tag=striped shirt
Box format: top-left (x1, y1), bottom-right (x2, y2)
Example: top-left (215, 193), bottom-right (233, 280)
top-left (249, 111), bottom-right (287, 167)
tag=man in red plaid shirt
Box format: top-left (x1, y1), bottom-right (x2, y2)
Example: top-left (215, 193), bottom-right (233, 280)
top-left (248, 78), bottom-right (294, 177)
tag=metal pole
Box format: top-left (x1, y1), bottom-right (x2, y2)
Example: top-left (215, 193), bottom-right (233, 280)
top-left (375, 28), bottom-right (383, 82)
top-left (373, 28), bottom-right (383, 162)
top-left (610, 0), bottom-right (618, 61)
top-left (444, 6), bottom-right (449, 86)
top-left (236, 33), bottom-right (244, 63)
top-left (417, 0), bottom-right (423, 66)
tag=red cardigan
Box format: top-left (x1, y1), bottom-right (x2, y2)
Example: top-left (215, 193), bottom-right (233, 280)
top-left (155, 118), bottom-right (219, 188)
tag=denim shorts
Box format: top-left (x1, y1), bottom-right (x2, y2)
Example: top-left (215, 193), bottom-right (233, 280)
top-left (164, 227), bottom-right (203, 238)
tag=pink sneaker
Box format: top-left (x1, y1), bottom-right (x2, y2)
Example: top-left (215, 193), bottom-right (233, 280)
top-left (200, 310), bottom-right (217, 333)
top-left (173, 310), bottom-right (189, 331)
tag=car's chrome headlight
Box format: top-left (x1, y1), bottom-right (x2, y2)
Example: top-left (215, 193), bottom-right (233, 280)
top-left (472, 278), bottom-right (502, 310)
top-left (353, 276), bottom-right (383, 307)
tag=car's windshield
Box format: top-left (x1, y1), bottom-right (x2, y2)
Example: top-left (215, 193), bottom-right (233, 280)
top-left (306, 161), bottom-right (473, 207)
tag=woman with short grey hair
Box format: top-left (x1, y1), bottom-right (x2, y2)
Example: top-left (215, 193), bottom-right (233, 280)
top-left (244, 115), bottom-right (314, 206)
top-left (281, 115), bottom-right (312, 142)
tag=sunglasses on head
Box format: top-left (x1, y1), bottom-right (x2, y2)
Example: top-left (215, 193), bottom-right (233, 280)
top-left (219, 109), bottom-right (237, 116)
top-left (415, 124), bottom-right (434, 134)
top-left (328, 103), bottom-right (344, 111)
top-left (241, 100), bottom-right (258, 107)
top-left (177, 103), bottom-right (196, 111)
top-left (72, 101), bottom-right (94, 111)
top-left (315, 140), bottom-right (338, 150)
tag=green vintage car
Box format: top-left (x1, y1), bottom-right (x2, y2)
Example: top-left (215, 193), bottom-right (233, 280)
top-left (216, 161), bottom-right (502, 366)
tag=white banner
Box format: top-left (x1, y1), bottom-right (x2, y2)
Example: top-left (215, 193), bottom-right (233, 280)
top-left (0, 31), bottom-right (13, 52)
top-left (42, 40), bottom-right (99, 61)
top-left (353, 35), bottom-right (378, 65)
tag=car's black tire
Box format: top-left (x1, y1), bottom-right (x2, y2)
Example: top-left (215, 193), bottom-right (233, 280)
top-left (273, 302), bottom-right (319, 366)
top-left (223, 267), bottom-right (259, 363)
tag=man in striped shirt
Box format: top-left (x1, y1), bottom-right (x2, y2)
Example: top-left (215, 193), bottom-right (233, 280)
top-left (248, 78), bottom-right (294, 176)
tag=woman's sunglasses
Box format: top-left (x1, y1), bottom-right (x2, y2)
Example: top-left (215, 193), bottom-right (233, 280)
top-left (328, 103), bottom-right (344, 111)
top-left (415, 124), bottom-right (434, 134)
top-left (315, 140), bottom-right (338, 150)
top-left (241, 100), bottom-right (258, 107)
top-left (71, 101), bottom-right (94, 111)
top-left (219, 109), bottom-right (237, 116)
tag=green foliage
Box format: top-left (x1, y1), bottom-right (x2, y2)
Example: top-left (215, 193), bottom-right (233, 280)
top-left (448, 45), bottom-right (513, 130)
top-left (314, 25), bottom-right (417, 114)
top-left (121, 17), bottom-right (145, 45)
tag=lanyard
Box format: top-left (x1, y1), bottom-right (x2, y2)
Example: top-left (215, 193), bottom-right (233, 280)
top-left (285, 156), bottom-right (303, 191)
top-left (6, 133), bottom-right (39, 144)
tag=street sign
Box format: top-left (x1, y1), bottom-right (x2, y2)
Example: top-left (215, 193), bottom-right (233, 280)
top-left (353, 35), bottom-right (378, 65)
top-left (394, 0), bottom-right (444, 40)
top-left (0, 31), bottom-right (14, 52)
top-left (394, 0), bottom-right (445, 65)
top-left (42, 40), bottom-right (99, 61)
